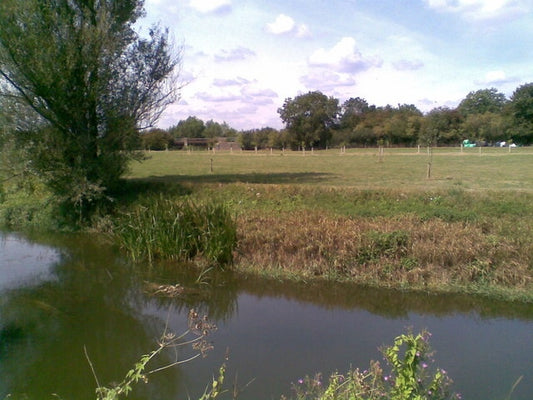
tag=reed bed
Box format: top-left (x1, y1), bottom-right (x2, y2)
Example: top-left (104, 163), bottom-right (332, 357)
top-left (113, 198), bottom-right (236, 264)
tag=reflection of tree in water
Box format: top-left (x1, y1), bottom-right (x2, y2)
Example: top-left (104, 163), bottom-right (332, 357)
top-left (0, 234), bottom-right (238, 400)
top-left (236, 275), bottom-right (533, 320)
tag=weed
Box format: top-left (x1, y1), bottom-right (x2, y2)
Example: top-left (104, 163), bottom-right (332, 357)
top-left (284, 330), bottom-right (460, 400)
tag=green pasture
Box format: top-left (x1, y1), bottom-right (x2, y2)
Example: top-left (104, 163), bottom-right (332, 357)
top-left (127, 147), bottom-right (533, 192)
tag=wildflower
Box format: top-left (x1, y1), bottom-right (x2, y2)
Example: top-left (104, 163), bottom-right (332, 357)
top-left (298, 379), bottom-right (304, 384)
top-left (422, 363), bottom-right (428, 369)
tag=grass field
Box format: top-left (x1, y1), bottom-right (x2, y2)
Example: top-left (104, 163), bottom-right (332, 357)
top-left (125, 147), bottom-right (533, 301)
top-left (128, 146), bottom-right (533, 192)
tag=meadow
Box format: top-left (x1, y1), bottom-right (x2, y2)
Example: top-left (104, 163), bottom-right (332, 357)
top-left (128, 146), bottom-right (533, 191)
top-left (124, 146), bottom-right (533, 302)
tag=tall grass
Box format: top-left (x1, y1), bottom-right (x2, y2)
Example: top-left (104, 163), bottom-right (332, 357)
top-left (113, 197), bottom-right (236, 265)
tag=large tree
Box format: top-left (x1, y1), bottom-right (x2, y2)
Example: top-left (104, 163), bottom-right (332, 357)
top-left (0, 0), bottom-right (179, 220)
top-left (278, 91), bottom-right (339, 149)
top-left (457, 88), bottom-right (507, 115)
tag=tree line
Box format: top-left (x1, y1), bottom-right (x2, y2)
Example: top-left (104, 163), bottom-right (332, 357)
top-left (144, 85), bottom-right (533, 151)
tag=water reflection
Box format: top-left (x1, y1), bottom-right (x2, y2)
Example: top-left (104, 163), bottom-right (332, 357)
top-left (236, 275), bottom-right (533, 320)
top-left (0, 233), bottom-right (532, 400)
top-left (0, 233), bottom-right (238, 400)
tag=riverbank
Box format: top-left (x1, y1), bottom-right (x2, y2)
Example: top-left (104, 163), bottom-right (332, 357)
top-left (199, 183), bottom-right (532, 303)
top-left (123, 149), bottom-right (533, 302)
top-left (2, 149), bottom-right (533, 302)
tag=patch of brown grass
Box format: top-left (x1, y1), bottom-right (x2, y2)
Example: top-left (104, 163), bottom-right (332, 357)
top-left (234, 210), bottom-right (533, 294)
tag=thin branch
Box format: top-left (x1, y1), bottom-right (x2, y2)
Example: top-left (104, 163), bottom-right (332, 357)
top-left (147, 353), bottom-right (202, 375)
top-left (84, 345), bottom-right (102, 390)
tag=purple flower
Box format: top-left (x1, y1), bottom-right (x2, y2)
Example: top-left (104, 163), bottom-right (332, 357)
top-left (298, 379), bottom-right (304, 384)
top-left (422, 363), bottom-right (428, 369)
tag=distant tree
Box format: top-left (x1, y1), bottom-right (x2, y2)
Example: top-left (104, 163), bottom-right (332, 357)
top-left (340, 97), bottom-right (370, 128)
top-left (238, 130), bottom-right (254, 150)
top-left (278, 91), bottom-right (339, 149)
top-left (383, 104), bottom-right (422, 145)
top-left (0, 0), bottom-right (180, 221)
top-left (238, 127), bottom-right (277, 150)
top-left (170, 116), bottom-right (206, 138)
top-left (141, 129), bottom-right (173, 150)
top-left (420, 107), bottom-right (463, 146)
top-left (510, 83), bottom-right (533, 144)
top-left (269, 129), bottom-right (291, 149)
top-left (461, 112), bottom-right (509, 143)
top-left (458, 88), bottom-right (507, 115)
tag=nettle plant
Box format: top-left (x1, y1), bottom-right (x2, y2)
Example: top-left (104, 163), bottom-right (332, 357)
top-left (284, 330), bottom-right (460, 400)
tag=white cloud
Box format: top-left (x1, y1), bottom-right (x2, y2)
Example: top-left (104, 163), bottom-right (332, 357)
top-left (266, 14), bottom-right (311, 37)
top-left (424, 0), bottom-right (529, 20)
top-left (266, 14), bottom-right (296, 34)
top-left (308, 37), bottom-right (382, 73)
top-left (189, 0), bottom-right (232, 14)
top-left (474, 70), bottom-right (517, 86)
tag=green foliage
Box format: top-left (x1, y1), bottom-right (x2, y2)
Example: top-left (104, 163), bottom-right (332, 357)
top-left (141, 128), bottom-right (174, 150)
top-left (169, 116), bottom-right (207, 138)
top-left (284, 331), bottom-right (459, 400)
top-left (278, 91), bottom-right (340, 149)
top-left (114, 198), bottom-right (237, 265)
top-left (510, 83), bottom-right (533, 145)
top-left (357, 230), bottom-right (410, 265)
top-left (0, 0), bottom-right (179, 222)
top-left (457, 88), bottom-right (507, 115)
top-left (419, 108), bottom-right (463, 146)
top-left (197, 364), bottom-right (227, 400)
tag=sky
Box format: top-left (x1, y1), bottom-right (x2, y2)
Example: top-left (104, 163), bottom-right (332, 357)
top-left (142, 0), bottom-right (533, 130)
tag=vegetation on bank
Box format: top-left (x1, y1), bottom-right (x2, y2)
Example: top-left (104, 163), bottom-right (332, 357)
top-left (1, 149), bottom-right (532, 302)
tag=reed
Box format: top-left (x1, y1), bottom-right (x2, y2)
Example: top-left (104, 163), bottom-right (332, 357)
top-left (113, 197), bottom-right (236, 265)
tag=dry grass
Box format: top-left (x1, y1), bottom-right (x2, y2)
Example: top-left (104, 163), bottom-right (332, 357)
top-left (234, 210), bottom-right (533, 297)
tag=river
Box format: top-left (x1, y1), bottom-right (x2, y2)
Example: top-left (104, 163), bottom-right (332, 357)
top-left (1, 232), bottom-right (532, 400)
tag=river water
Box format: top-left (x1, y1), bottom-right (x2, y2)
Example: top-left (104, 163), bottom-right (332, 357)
top-left (1, 232), bottom-right (532, 400)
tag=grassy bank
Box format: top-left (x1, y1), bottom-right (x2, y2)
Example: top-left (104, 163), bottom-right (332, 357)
top-left (2, 148), bottom-right (532, 301)
top-left (123, 149), bottom-right (533, 302)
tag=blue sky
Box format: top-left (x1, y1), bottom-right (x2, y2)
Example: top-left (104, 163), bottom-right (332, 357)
top-left (143, 0), bottom-right (533, 130)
